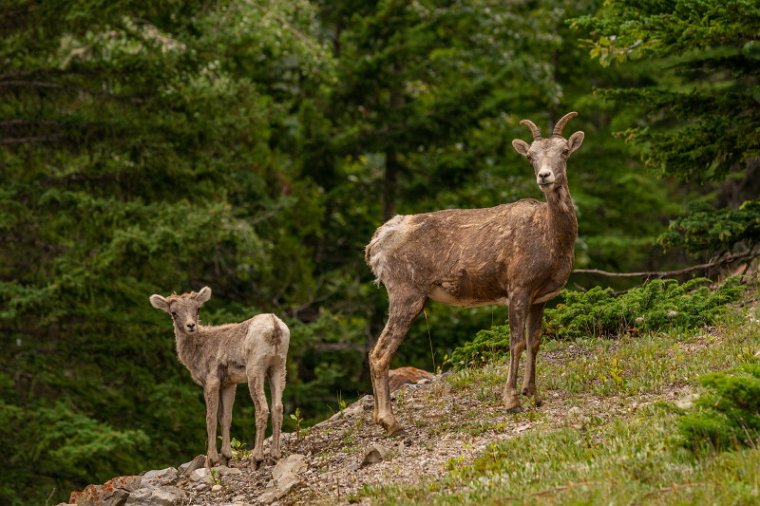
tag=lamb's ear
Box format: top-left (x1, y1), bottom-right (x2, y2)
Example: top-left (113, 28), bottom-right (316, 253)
top-left (195, 286), bottom-right (212, 304)
top-left (512, 139), bottom-right (531, 158)
top-left (567, 131), bottom-right (585, 154)
top-left (150, 294), bottom-right (170, 313)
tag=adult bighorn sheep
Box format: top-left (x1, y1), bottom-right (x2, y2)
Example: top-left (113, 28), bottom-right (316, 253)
top-left (365, 112), bottom-right (584, 433)
top-left (149, 286), bottom-right (290, 467)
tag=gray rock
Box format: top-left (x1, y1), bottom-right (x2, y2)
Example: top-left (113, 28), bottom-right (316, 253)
top-left (179, 455), bottom-right (206, 475)
top-left (140, 467), bottom-right (178, 489)
top-left (257, 454), bottom-right (307, 503)
top-left (189, 467), bottom-right (213, 483)
top-left (213, 465), bottom-right (242, 477)
top-left (124, 488), bottom-right (152, 505)
top-left (272, 454), bottom-right (306, 485)
top-left (211, 484), bottom-right (223, 493)
top-left (151, 486), bottom-right (186, 506)
top-left (360, 443), bottom-right (392, 468)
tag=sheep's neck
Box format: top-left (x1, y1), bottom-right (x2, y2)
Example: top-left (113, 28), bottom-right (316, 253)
top-left (173, 326), bottom-right (205, 371)
top-left (544, 184), bottom-right (578, 254)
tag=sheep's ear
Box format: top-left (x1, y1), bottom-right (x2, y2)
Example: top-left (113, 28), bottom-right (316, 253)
top-left (567, 131), bottom-right (584, 154)
top-left (512, 139), bottom-right (531, 158)
top-left (150, 294), bottom-right (170, 313)
top-left (196, 286), bottom-right (212, 304)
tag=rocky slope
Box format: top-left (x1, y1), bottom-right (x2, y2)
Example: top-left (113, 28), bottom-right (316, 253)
top-left (59, 345), bottom-right (713, 506)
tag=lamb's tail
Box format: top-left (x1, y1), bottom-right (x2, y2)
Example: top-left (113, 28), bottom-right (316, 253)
top-left (365, 214), bottom-right (408, 286)
top-left (267, 314), bottom-right (283, 346)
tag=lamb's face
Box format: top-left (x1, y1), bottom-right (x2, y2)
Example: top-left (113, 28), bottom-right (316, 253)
top-left (150, 286), bottom-right (212, 334)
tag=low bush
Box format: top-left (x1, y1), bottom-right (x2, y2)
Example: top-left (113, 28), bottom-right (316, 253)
top-left (678, 362), bottom-right (760, 452)
top-left (447, 277), bottom-right (743, 368)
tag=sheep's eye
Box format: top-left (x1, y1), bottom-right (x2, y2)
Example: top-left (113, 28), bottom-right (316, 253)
top-left (171, 312), bottom-right (178, 318)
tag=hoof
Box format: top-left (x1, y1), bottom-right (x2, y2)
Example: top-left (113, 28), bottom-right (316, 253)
top-left (506, 406), bottom-right (524, 414)
top-left (205, 455), bottom-right (222, 468)
top-left (378, 416), bottom-right (401, 435)
top-left (534, 398), bottom-right (543, 407)
top-left (385, 425), bottom-right (407, 437)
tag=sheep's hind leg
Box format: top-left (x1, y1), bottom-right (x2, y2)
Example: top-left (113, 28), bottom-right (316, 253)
top-left (369, 291), bottom-right (425, 434)
top-left (247, 368), bottom-right (269, 465)
top-left (268, 360), bottom-right (286, 460)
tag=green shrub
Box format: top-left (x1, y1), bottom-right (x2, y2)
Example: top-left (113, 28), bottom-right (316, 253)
top-left (678, 362), bottom-right (760, 452)
top-left (447, 325), bottom-right (510, 369)
top-left (446, 278), bottom-right (743, 368)
top-left (544, 277), bottom-right (743, 340)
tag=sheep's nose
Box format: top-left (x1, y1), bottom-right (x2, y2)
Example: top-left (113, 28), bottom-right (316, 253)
top-left (538, 170), bottom-right (552, 180)
top-left (187, 323), bottom-right (196, 331)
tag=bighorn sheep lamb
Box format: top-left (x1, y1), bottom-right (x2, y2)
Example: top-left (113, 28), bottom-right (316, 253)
top-left (149, 286), bottom-right (290, 466)
top-left (365, 112), bottom-right (584, 433)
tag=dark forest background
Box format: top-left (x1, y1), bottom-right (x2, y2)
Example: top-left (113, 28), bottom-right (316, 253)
top-left (1, 1), bottom-right (757, 503)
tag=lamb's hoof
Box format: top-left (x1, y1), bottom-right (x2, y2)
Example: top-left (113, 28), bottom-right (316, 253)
top-left (250, 455), bottom-right (265, 470)
top-left (506, 406), bottom-right (524, 414)
top-left (534, 398), bottom-right (543, 407)
top-left (205, 455), bottom-right (222, 468)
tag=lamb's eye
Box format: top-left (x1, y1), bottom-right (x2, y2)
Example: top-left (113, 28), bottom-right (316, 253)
top-left (171, 312), bottom-right (178, 318)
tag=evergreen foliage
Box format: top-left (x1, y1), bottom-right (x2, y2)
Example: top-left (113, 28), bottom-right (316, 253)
top-left (679, 363), bottom-right (760, 452)
top-left (659, 200), bottom-right (760, 256)
top-left (0, 0), bottom-right (753, 503)
top-left (572, 0), bottom-right (760, 258)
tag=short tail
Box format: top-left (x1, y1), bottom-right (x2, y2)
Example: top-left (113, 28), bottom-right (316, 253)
top-left (267, 314), bottom-right (283, 345)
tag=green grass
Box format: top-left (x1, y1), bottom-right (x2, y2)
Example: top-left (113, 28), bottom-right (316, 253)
top-left (352, 295), bottom-right (760, 505)
top-left (357, 405), bottom-right (760, 505)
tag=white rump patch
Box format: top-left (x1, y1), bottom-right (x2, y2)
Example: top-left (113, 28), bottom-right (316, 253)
top-left (366, 215), bottom-right (410, 285)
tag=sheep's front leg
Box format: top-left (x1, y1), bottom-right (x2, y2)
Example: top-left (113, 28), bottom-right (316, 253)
top-left (247, 368), bottom-right (269, 464)
top-left (503, 293), bottom-right (529, 413)
top-left (219, 384), bottom-right (237, 464)
top-left (522, 302), bottom-right (546, 406)
top-left (203, 377), bottom-right (222, 467)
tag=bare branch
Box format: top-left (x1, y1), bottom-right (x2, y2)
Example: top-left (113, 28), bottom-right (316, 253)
top-left (573, 251), bottom-right (760, 279)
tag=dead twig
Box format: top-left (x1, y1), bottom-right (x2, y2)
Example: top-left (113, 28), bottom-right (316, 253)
top-left (573, 251), bottom-right (760, 279)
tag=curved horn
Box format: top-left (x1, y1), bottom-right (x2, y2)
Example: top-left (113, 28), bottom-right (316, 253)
top-left (552, 111), bottom-right (578, 137)
top-left (519, 119), bottom-right (542, 140)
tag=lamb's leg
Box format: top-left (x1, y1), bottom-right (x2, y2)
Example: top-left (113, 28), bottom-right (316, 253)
top-left (503, 293), bottom-right (529, 412)
top-left (268, 360), bottom-right (286, 460)
top-left (369, 291), bottom-right (426, 434)
top-left (203, 377), bottom-right (222, 467)
top-left (219, 384), bottom-right (237, 463)
top-left (247, 368), bottom-right (269, 464)
top-left (522, 302), bottom-right (546, 406)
